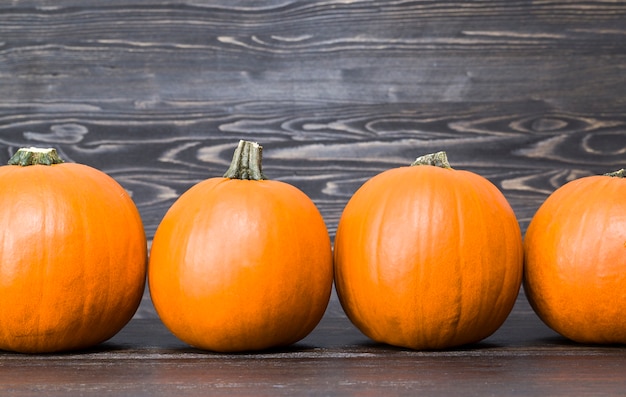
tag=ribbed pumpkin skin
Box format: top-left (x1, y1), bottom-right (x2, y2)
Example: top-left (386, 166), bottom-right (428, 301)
top-left (334, 165), bottom-right (523, 350)
top-left (148, 178), bottom-right (333, 352)
top-left (0, 163), bottom-right (147, 353)
top-left (524, 175), bottom-right (626, 343)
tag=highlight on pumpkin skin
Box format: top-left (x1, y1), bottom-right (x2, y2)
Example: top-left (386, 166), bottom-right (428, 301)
top-left (333, 151), bottom-right (523, 350)
top-left (523, 168), bottom-right (626, 344)
top-left (0, 147), bottom-right (147, 353)
top-left (148, 139), bottom-right (333, 353)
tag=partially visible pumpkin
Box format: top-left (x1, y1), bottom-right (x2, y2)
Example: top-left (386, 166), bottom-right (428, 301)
top-left (334, 152), bottom-right (523, 350)
top-left (148, 140), bottom-right (333, 352)
top-left (0, 147), bottom-right (147, 353)
top-left (524, 169), bottom-right (626, 344)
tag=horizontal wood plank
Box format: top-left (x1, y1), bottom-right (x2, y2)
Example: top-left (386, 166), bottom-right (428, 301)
top-left (2, 298), bottom-right (626, 396)
top-left (0, 1), bottom-right (625, 394)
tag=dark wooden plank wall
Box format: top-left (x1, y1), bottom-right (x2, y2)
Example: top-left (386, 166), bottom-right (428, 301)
top-left (1, 1), bottom-right (625, 318)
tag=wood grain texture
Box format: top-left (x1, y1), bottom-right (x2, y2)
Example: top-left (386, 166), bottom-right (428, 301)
top-left (1, 299), bottom-right (626, 396)
top-left (1, 1), bottom-right (624, 231)
top-left (2, 0), bottom-right (626, 313)
top-left (1, 2), bottom-right (626, 393)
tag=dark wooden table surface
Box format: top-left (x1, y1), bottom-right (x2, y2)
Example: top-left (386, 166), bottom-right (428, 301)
top-left (2, 296), bottom-right (626, 396)
top-left (1, 0), bottom-right (626, 395)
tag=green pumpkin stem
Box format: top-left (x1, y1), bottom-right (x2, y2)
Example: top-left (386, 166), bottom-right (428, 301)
top-left (411, 151), bottom-right (451, 169)
top-left (223, 140), bottom-right (267, 180)
top-left (8, 147), bottom-right (64, 166)
top-left (604, 169), bottom-right (625, 178)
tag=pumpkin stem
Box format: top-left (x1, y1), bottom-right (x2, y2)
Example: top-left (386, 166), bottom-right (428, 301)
top-left (411, 151), bottom-right (451, 169)
top-left (604, 169), bottom-right (625, 178)
top-left (8, 147), bottom-right (65, 166)
top-left (223, 140), bottom-right (267, 180)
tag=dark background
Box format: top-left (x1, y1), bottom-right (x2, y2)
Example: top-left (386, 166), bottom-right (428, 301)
top-left (1, 1), bottom-right (625, 319)
top-left (2, 2), bottom-right (626, 395)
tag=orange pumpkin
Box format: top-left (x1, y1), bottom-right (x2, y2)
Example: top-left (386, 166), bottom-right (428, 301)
top-left (524, 169), bottom-right (626, 343)
top-left (0, 147), bottom-right (147, 353)
top-left (334, 152), bottom-right (523, 350)
top-left (148, 140), bottom-right (333, 352)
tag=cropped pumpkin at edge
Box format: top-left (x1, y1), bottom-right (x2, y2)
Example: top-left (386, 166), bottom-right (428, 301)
top-left (0, 147), bottom-right (147, 354)
top-left (523, 168), bottom-right (626, 344)
top-left (148, 140), bottom-right (334, 353)
top-left (333, 151), bottom-right (524, 350)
